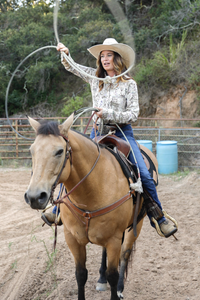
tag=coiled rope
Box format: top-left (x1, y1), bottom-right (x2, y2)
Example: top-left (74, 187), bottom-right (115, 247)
top-left (5, 46), bottom-right (57, 140)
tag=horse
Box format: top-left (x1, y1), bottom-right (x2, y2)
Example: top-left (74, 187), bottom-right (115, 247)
top-left (24, 114), bottom-right (147, 300)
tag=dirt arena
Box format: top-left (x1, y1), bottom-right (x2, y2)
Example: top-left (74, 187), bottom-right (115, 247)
top-left (0, 168), bottom-right (200, 300)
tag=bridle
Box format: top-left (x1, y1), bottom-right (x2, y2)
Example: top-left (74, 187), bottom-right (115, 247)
top-left (49, 133), bottom-right (101, 206)
top-left (49, 135), bottom-right (72, 204)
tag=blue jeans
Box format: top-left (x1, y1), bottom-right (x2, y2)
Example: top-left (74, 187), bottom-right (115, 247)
top-left (90, 125), bottom-right (165, 227)
top-left (52, 184), bottom-right (64, 214)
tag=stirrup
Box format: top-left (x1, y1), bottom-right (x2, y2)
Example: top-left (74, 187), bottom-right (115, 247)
top-left (151, 210), bottom-right (178, 238)
top-left (41, 203), bottom-right (62, 226)
top-left (41, 212), bottom-right (62, 227)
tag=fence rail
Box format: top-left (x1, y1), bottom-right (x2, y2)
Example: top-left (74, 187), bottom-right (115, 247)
top-left (1, 117), bottom-right (200, 170)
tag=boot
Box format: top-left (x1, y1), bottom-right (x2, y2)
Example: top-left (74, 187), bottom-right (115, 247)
top-left (159, 220), bottom-right (177, 238)
top-left (41, 212), bottom-right (62, 227)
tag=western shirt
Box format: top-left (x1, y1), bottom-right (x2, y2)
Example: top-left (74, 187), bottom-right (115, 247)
top-left (62, 55), bottom-right (139, 124)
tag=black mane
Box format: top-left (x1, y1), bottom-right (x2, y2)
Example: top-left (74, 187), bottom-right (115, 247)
top-left (36, 121), bottom-right (104, 148)
top-left (37, 120), bottom-right (60, 136)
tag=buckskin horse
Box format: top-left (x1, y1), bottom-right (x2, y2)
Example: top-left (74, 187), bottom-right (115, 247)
top-left (24, 114), bottom-right (152, 300)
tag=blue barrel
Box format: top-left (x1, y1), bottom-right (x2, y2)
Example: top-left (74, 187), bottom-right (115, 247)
top-left (137, 140), bottom-right (152, 152)
top-left (156, 141), bottom-right (178, 174)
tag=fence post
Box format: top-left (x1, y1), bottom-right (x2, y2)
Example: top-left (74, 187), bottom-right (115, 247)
top-left (15, 120), bottom-right (18, 158)
top-left (80, 118), bottom-right (83, 133)
top-left (158, 128), bottom-right (160, 142)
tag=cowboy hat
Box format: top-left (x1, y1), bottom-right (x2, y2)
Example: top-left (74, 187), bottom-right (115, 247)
top-left (87, 38), bottom-right (135, 68)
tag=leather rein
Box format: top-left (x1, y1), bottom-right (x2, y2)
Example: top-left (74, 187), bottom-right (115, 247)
top-left (50, 133), bottom-right (133, 239)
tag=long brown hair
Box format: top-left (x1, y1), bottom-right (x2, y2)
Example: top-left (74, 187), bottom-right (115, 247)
top-left (96, 51), bottom-right (131, 91)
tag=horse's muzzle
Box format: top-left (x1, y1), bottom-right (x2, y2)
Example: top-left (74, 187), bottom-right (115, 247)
top-left (24, 189), bottom-right (49, 209)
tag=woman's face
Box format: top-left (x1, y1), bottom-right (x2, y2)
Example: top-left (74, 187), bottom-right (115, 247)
top-left (100, 50), bottom-right (115, 75)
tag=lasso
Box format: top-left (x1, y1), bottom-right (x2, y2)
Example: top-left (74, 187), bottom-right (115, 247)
top-left (5, 0), bottom-right (135, 140)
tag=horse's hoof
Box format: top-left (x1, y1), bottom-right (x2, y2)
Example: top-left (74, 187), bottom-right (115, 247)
top-left (96, 282), bottom-right (107, 291)
top-left (117, 291), bottom-right (124, 299)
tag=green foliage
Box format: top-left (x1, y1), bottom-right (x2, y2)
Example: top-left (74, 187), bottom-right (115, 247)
top-left (135, 55), bottom-right (171, 89)
top-left (135, 30), bottom-right (188, 88)
top-left (61, 96), bottom-right (84, 116)
top-left (31, 232), bottom-right (57, 273)
top-left (11, 259), bottom-right (17, 270)
top-left (0, 0), bottom-right (121, 117)
top-left (61, 85), bottom-right (91, 116)
top-left (1, 0), bottom-right (200, 118)
top-left (188, 66), bottom-right (200, 87)
top-left (193, 121), bottom-right (200, 127)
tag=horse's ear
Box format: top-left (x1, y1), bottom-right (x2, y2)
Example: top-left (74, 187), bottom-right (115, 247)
top-left (28, 116), bottom-right (40, 132)
top-left (59, 113), bottom-right (74, 136)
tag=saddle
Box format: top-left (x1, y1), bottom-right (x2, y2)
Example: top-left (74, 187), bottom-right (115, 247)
top-left (96, 135), bottom-right (158, 186)
top-left (95, 135), bottom-right (130, 157)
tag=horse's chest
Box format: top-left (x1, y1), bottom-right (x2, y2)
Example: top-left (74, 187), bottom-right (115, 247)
top-left (66, 222), bottom-right (89, 244)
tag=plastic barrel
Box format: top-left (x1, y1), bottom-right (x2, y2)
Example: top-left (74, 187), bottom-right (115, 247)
top-left (156, 141), bottom-right (178, 174)
top-left (137, 140), bottom-right (153, 152)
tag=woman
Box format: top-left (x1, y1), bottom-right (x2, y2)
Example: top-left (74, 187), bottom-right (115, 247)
top-left (42, 38), bottom-right (177, 238)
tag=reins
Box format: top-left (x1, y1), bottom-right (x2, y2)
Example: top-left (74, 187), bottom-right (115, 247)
top-left (53, 140), bottom-right (101, 205)
top-left (50, 110), bottom-right (100, 207)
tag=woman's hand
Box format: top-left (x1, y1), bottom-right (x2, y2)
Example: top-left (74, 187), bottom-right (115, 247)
top-left (95, 107), bottom-right (103, 118)
top-left (57, 43), bottom-right (69, 55)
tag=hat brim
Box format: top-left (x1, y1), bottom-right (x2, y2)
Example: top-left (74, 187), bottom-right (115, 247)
top-left (88, 43), bottom-right (135, 68)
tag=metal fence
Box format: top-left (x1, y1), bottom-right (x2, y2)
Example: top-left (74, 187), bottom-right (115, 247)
top-left (133, 127), bottom-right (200, 170)
top-left (1, 117), bottom-right (200, 170)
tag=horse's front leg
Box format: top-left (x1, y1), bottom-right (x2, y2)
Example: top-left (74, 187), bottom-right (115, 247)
top-left (96, 247), bottom-right (107, 291)
top-left (76, 261), bottom-right (88, 300)
top-left (117, 219), bottom-right (144, 299)
top-left (106, 238), bottom-right (122, 300)
top-left (64, 227), bottom-right (88, 300)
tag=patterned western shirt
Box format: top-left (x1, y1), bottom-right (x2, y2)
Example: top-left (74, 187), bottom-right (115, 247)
top-left (62, 55), bottom-right (139, 124)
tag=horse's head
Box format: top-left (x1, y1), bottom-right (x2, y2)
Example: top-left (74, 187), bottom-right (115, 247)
top-left (24, 114), bottom-right (74, 210)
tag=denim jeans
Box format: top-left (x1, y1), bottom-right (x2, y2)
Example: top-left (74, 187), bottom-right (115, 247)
top-left (52, 184), bottom-right (64, 214)
top-left (90, 124), bottom-right (166, 227)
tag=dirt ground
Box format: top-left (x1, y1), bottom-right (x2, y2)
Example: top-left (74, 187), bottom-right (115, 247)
top-left (0, 168), bottom-right (200, 300)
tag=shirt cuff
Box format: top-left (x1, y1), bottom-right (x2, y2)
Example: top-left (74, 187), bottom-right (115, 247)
top-left (102, 108), bottom-right (113, 122)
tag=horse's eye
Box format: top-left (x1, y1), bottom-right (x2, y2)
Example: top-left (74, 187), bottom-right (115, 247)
top-left (55, 149), bottom-right (63, 156)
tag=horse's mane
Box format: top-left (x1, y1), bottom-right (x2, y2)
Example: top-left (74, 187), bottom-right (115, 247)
top-left (37, 120), bottom-right (102, 148)
top-left (37, 120), bottom-right (60, 136)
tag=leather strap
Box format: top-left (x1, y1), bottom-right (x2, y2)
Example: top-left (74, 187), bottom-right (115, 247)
top-left (133, 193), bottom-right (141, 237)
top-left (57, 192), bottom-right (132, 238)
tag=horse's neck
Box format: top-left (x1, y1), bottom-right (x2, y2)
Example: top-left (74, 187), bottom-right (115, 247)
top-left (68, 130), bottom-right (98, 172)
top-left (64, 130), bottom-right (129, 210)
top-left (64, 130), bottom-right (100, 199)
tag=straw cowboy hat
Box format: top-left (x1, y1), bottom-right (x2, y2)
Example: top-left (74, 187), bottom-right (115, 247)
top-left (88, 38), bottom-right (135, 68)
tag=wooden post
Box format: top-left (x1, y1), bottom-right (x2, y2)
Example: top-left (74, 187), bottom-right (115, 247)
top-left (15, 120), bottom-right (18, 158)
top-left (80, 118), bottom-right (83, 133)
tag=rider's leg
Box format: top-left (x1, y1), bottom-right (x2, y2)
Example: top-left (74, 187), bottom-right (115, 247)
top-left (115, 125), bottom-right (177, 237)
